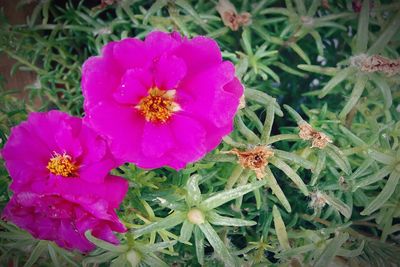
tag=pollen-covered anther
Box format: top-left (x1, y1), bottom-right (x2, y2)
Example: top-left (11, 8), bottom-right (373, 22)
top-left (226, 146), bottom-right (274, 179)
top-left (298, 122), bottom-right (332, 149)
top-left (47, 152), bottom-right (78, 177)
top-left (136, 88), bottom-right (181, 123)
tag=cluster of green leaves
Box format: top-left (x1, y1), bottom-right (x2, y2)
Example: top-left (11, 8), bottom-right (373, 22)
top-left (1, 0), bottom-right (400, 266)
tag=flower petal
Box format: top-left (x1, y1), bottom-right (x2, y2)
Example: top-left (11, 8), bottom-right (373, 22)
top-left (78, 159), bottom-right (115, 184)
top-left (54, 122), bottom-right (83, 159)
top-left (155, 54), bottom-right (187, 89)
top-left (82, 42), bottom-right (122, 108)
top-left (179, 61), bottom-right (237, 127)
top-left (169, 114), bottom-right (206, 164)
top-left (173, 36), bottom-right (222, 76)
top-left (78, 125), bottom-right (108, 164)
top-left (141, 122), bottom-right (174, 158)
top-left (113, 38), bottom-right (148, 69)
top-left (85, 101), bottom-right (144, 162)
top-left (145, 31), bottom-right (180, 60)
top-left (113, 69), bottom-right (153, 105)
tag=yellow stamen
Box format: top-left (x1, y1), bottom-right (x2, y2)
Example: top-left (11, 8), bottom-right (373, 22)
top-left (47, 152), bottom-right (78, 177)
top-left (136, 88), bottom-right (181, 123)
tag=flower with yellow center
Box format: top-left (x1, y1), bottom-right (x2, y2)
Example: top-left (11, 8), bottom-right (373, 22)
top-left (135, 88), bottom-right (181, 123)
top-left (47, 152), bottom-right (78, 177)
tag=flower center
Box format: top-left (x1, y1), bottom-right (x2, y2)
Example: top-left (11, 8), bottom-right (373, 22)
top-left (47, 152), bottom-right (78, 177)
top-left (135, 88), bottom-right (181, 123)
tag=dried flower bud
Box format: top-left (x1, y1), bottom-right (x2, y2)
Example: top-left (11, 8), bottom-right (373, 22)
top-left (95, 0), bottom-right (118, 10)
top-left (321, 0), bottom-right (330, 9)
top-left (216, 0), bottom-right (252, 31)
top-left (309, 191), bottom-right (327, 209)
top-left (298, 122), bottom-right (332, 149)
top-left (351, 54), bottom-right (400, 76)
top-left (238, 12), bottom-right (252, 27)
top-left (360, 55), bottom-right (400, 76)
top-left (298, 122), bottom-right (314, 141)
top-left (227, 146), bottom-right (274, 179)
top-left (310, 131), bottom-right (332, 149)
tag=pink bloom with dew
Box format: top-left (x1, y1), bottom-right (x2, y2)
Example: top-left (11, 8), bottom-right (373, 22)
top-left (1, 111), bottom-right (128, 252)
top-left (82, 31), bottom-right (244, 169)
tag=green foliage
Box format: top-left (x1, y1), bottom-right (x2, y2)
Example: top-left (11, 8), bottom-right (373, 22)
top-left (1, 0), bottom-right (400, 266)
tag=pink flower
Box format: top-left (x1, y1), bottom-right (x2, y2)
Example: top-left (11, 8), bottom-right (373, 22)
top-left (2, 175), bottom-right (127, 252)
top-left (1, 111), bottom-right (128, 252)
top-left (2, 110), bottom-right (119, 192)
top-left (82, 31), bottom-right (243, 169)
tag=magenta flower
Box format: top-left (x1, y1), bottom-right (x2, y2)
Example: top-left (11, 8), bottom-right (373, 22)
top-left (2, 175), bottom-right (127, 252)
top-left (1, 110), bottom-right (128, 251)
top-left (2, 110), bottom-right (120, 192)
top-left (82, 31), bottom-right (243, 169)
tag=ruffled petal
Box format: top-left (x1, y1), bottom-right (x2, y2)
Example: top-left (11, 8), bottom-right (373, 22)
top-left (1, 122), bottom-right (50, 162)
top-left (92, 224), bottom-right (120, 245)
top-left (82, 42), bottom-right (122, 108)
top-left (178, 61), bottom-right (236, 128)
top-left (210, 87), bottom-right (242, 128)
top-left (169, 114), bottom-right (206, 164)
top-left (27, 111), bottom-right (71, 151)
top-left (141, 122), bottom-right (174, 158)
top-left (100, 175), bottom-right (129, 208)
top-left (6, 160), bottom-right (48, 192)
top-left (54, 122), bottom-right (83, 159)
top-left (223, 77), bottom-right (244, 97)
top-left (145, 31), bottom-right (181, 60)
top-left (113, 68), bottom-right (153, 105)
top-left (78, 125), bottom-right (107, 164)
top-left (155, 54), bottom-right (187, 89)
top-left (85, 101), bottom-right (144, 162)
top-left (173, 36), bottom-right (222, 76)
top-left (78, 158), bottom-right (115, 184)
top-left (113, 38), bottom-right (148, 69)
top-left (58, 219), bottom-right (94, 252)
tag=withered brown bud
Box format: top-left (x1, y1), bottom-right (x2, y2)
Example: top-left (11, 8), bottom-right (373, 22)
top-left (298, 122), bottom-right (332, 149)
top-left (351, 54), bottom-right (400, 76)
top-left (309, 191), bottom-right (327, 209)
top-left (311, 131), bottom-right (332, 149)
top-left (227, 146), bottom-right (274, 179)
top-left (216, 0), bottom-right (252, 31)
top-left (298, 122), bottom-right (314, 141)
top-left (321, 0), bottom-right (330, 9)
top-left (94, 0), bottom-right (118, 10)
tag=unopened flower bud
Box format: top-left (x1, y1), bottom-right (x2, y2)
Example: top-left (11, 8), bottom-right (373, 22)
top-left (126, 249), bottom-right (141, 267)
top-left (187, 208), bottom-right (205, 225)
